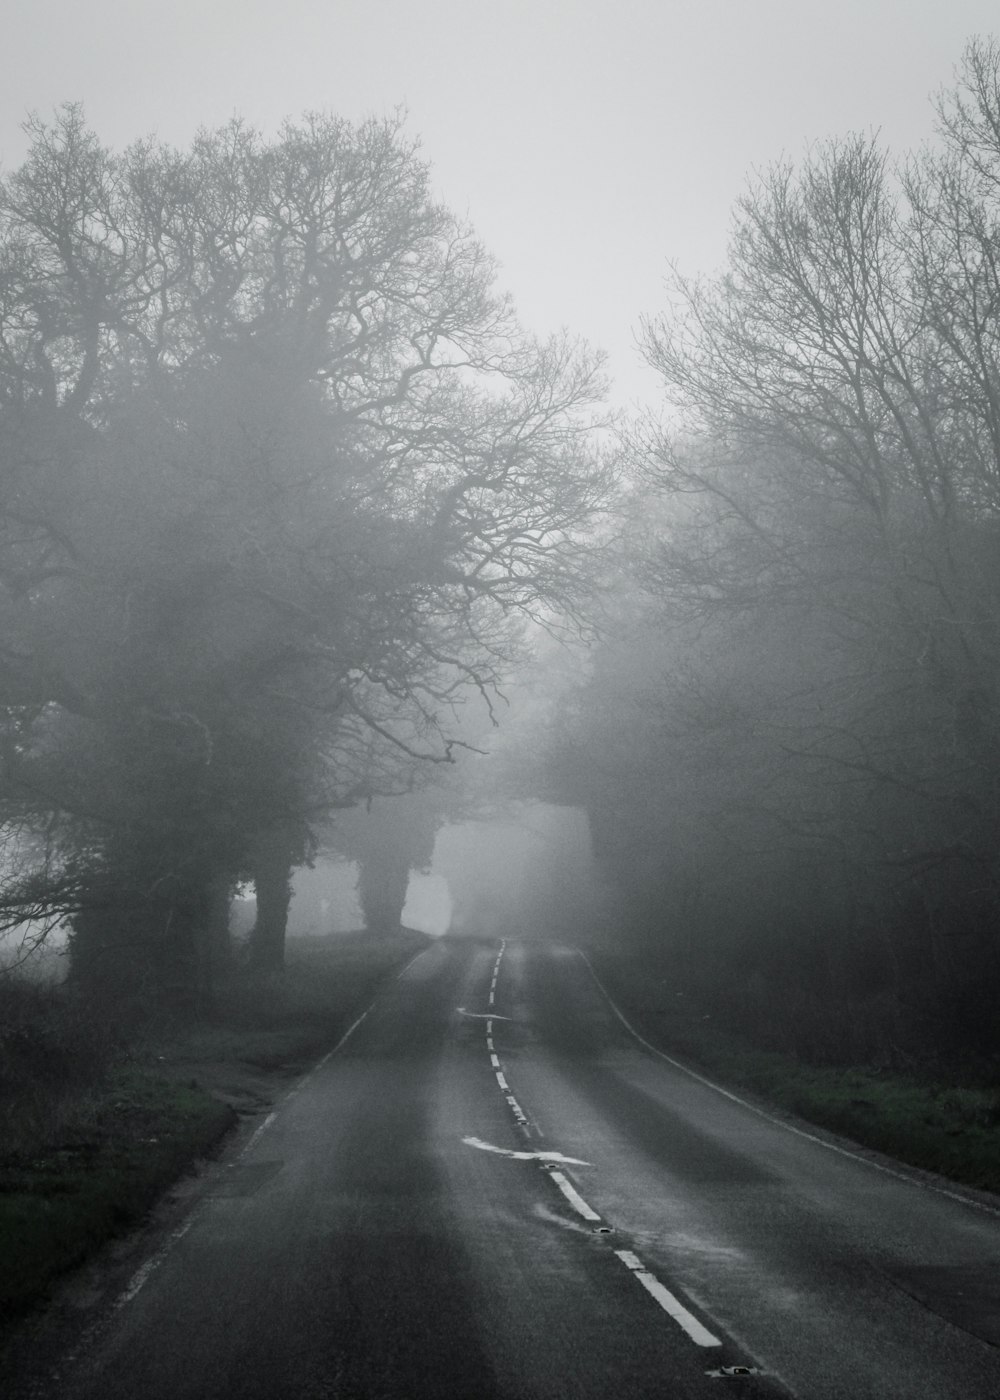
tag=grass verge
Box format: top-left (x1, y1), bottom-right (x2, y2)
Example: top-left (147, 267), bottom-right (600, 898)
top-left (0, 927), bottom-right (430, 1316)
top-left (588, 945), bottom-right (1000, 1197)
top-left (0, 1071), bottom-right (234, 1312)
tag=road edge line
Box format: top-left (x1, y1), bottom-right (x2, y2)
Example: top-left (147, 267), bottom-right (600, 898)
top-left (575, 948), bottom-right (1000, 1217)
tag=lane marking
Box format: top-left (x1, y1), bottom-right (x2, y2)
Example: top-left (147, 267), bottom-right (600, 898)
top-left (116, 1218), bottom-right (194, 1311)
top-left (309, 945), bottom-right (434, 1078)
top-left (113, 947), bottom-right (433, 1312)
top-left (615, 1250), bottom-right (722, 1347)
top-left (549, 1170), bottom-right (602, 1221)
top-left (505, 1093), bottom-right (530, 1124)
top-left (242, 1111), bottom-right (277, 1155)
top-left (484, 940), bottom-right (606, 1233)
top-left (457, 1008), bottom-right (510, 1020)
top-left (576, 950), bottom-right (1000, 1219)
top-left (478, 941), bottom-right (737, 1360)
top-left (462, 1136), bottom-right (591, 1165)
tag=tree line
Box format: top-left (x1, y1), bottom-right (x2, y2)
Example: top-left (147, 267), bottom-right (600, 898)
top-left (0, 106), bottom-right (609, 1005)
top-left (7, 40), bottom-right (1000, 1074)
top-left (547, 39), bottom-right (1000, 1067)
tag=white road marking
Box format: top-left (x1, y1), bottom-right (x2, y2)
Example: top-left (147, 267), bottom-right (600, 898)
top-left (505, 1093), bottom-right (529, 1124)
top-left (115, 1219), bottom-right (194, 1311)
top-left (576, 950), bottom-right (1000, 1218)
top-left (242, 1111), bottom-right (277, 1155)
top-left (462, 1136), bottom-right (592, 1164)
top-left (614, 1250), bottom-right (722, 1347)
top-left (548, 1170), bottom-right (602, 1221)
top-left (112, 952), bottom-right (433, 1313)
top-left (456, 1009), bottom-right (510, 1020)
top-left (116, 1257), bottom-right (160, 1309)
top-left (485, 939), bottom-right (727, 1349)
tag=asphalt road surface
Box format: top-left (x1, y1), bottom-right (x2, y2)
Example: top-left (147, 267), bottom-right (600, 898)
top-left (6, 935), bottom-right (1000, 1398)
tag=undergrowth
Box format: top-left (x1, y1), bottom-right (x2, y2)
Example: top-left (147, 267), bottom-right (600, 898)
top-left (0, 927), bottom-right (430, 1316)
top-left (590, 944), bottom-right (1000, 1197)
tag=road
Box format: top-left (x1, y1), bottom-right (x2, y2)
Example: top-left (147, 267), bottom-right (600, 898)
top-left (6, 935), bottom-right (1000, 1398)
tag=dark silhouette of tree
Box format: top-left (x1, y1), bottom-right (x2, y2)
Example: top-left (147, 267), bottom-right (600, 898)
top-left (551, 40), bottom-right (1000, 1065)
top-left (0, 107), bottom-right (611, 1002)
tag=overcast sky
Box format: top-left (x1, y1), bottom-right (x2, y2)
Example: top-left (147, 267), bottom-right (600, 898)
top-left (4, 1), bottom-right (999, 406)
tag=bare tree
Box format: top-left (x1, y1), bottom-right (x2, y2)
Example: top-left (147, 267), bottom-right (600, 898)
top-left (0, 108), bottom-right (612, 1001)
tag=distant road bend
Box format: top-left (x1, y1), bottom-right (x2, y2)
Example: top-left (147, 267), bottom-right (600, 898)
top-left (9, 936), bottom-right (1000, 1398)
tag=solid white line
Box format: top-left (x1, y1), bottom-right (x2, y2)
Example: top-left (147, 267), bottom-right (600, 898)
top-left (116, 1257), bottom-right (160, 1308)
top-left (614, 1250), bottom-right (722, 1347)
top-left (310, 945), bottom-right (432, 1078)
top-left (575, 950), bottom-right (1000, 1218)
top-left (548, 1170), bottom-right (602, 1221)
top-left (114, 945), bottom-right (433, 1313)
top-left (242, 1110), bottom-right (277, 1155)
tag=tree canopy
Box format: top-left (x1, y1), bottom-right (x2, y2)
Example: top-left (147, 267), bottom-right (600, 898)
top-left (0, 106), bottom-right (611, 998)
top-left (548, 38), bottom-right (1000, 1064)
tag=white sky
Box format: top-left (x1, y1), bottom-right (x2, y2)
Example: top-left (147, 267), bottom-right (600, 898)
top-left (3, 0), bottom-right (999, 407)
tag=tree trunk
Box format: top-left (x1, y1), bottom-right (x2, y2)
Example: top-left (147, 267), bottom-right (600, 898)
top-left (249, 827), bottom-right (297, 973)
top-left (357, 848), bottom-right (411, 936)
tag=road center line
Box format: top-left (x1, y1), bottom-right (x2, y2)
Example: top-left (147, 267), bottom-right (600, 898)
top-left (548, 1170), bottom-right (602, 1221)
top-left (614, 1251), bottom-right (722, 1348)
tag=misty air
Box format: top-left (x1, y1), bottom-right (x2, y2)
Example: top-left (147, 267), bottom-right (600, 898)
top-left (3, 6), bottom-right (1000, 1398)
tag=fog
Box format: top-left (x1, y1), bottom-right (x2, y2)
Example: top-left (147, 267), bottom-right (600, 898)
top-left (283, 803), bottom-right (605, 944)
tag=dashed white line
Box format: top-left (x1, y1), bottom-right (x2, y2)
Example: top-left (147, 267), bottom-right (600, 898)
top-left (476, 941), bottom-right (733, 1359)
top-left (505, 1094), bottom-right (529, 1125)
top-left (615, 1251), bottom-right (722, 1348)
top-left (548, 1170), bottom-right (602, 1222)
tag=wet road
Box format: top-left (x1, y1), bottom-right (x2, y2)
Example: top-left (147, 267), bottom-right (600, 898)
top-left (7, 936), bottom-right (1000, 1398)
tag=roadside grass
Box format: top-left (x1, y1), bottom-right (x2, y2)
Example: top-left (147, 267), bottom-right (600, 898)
top-left (0, 1070), bottom-right (234, 1312)
top-left (0, 927), bottom-right (431, 1315)
top-left (588, 947), bottom-right (1000, 1197)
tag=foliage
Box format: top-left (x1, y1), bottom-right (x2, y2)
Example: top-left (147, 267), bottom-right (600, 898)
top-left (0, 106), bottom-right (611, 997)
top-left (553, 39), bottom-right (1000, 1067)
